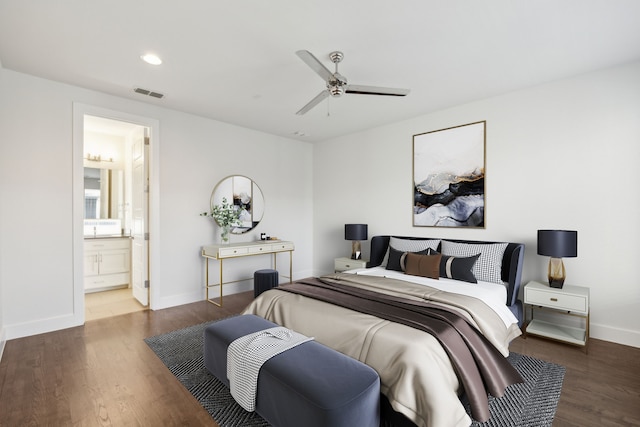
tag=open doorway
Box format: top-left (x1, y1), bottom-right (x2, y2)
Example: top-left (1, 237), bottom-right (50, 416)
top-left (82, 115), bottom-right (148, 320)
top-left (72, 104), bottom-right (160, 324)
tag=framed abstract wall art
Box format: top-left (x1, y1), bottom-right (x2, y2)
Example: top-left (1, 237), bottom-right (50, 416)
top-left (413, 121), bottom-right (486, 228)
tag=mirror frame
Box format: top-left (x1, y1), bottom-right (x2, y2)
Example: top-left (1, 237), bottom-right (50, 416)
top-left (210, 175), bottom-right (264, 234)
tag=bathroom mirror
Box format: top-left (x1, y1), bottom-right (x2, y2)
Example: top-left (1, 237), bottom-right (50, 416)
top-left (84, 167), bottom-right (124, 220)
top-left (211, 175), bottom-right (264, 234)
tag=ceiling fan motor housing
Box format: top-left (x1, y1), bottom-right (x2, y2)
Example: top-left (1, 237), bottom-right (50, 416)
top-left (328, 72), bottom-right (347, 97)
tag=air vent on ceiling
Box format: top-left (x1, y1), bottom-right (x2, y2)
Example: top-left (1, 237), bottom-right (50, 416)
top-left (134, 87), bottom-right (164, 99)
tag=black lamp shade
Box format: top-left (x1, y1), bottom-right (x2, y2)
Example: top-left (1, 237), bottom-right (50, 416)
top-left (537, 230), bottom-right (577, 258)
top-left (345, 224), bottom-right (368, 241)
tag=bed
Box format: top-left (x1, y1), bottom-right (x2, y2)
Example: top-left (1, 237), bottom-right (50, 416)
top-left (242, 235), bottom-right (526, 427)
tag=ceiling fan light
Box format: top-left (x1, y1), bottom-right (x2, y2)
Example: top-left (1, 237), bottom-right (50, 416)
top-left (329, 86), bottom-right (344, 97)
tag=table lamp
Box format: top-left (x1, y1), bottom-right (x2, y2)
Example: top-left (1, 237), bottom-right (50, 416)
top-left (345, 224), bottom-right (368, 260)
top-left (537, 230), bottom-right (577, 288)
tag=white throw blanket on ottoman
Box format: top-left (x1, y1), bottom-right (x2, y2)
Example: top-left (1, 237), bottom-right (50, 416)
top-left (227, 326), bottom-right (313, 411)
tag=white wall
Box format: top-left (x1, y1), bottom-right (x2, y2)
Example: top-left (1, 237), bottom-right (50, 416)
top-left (313, 61), bottom-right (640, 348)
top-left (0, 68), bottom-right (314, 339)
top-left (153, 110), bottom-right (314, 308)
top-left (2, 60), bottom-right (638, 348)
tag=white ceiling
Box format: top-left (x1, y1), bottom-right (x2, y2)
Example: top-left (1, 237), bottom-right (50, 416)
top-left (1, 0), bottom-right (639, 142)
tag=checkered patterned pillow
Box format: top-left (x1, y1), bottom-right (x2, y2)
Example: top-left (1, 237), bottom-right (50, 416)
top-left (389, 237), bottom-right (441, 253)
top-left (440, 241), bottom-right (508, 284)
top-left (382, 237), bottom-right (441, 267)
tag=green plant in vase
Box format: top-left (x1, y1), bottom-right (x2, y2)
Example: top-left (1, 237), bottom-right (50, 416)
top-left (201, 197), bottom-right (241, 244)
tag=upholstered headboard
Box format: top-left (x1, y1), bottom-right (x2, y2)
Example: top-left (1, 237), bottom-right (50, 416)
top-left (367, 235), bottom-right (525, 325)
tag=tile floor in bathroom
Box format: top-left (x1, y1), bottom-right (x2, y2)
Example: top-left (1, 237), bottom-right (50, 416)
top-left (85, 287), bottom-right (146, 321)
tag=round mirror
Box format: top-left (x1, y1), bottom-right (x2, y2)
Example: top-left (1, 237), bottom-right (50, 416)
top-left (210, 175), bottom-right (264, 234)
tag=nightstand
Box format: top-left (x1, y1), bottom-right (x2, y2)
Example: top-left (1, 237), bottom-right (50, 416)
top-left (334, 257), bottom-right (367, 272)
top-left (524, 280), bottom-right (590, 351)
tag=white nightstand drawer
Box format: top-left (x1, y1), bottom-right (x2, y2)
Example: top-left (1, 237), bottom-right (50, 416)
top-left (334, 257), bottom-right (367, 272)
top-left (525, 288), bottom-right (587, 313)
top-left (524, 281), bottom-right (589, 314)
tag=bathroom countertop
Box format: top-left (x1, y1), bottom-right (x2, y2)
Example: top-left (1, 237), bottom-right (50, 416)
top-left (84, 235), bottom-right (132, 239)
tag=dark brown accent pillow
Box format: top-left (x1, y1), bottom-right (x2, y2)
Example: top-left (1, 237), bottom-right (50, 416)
top-left (404, 252), bottom-right (441, 279)
top-left (386, 246), bottom-right (429, 271)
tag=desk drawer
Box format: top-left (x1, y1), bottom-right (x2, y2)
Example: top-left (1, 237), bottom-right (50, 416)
top-left (525, 288), bottom-right (587, 313)
top-left (218, 247), bottom-right (249, 257)
top-left (248, 244), bottom-right (272, 254)
top-left (270, 242), bottom-right (295, 251)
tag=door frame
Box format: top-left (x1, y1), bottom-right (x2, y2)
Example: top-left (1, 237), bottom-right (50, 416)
top-left (72, 103), bottom-right (160, 322)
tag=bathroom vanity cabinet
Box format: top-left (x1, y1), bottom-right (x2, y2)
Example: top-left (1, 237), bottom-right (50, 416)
top-left (84, 237), bottom-right (131, 293)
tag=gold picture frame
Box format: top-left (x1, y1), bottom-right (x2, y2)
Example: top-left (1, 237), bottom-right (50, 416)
top-left (413, 121), bottom-right (486, 228)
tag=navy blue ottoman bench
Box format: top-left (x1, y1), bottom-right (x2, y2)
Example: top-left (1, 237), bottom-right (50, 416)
top-left (204, 314), bottom-right (380, 427)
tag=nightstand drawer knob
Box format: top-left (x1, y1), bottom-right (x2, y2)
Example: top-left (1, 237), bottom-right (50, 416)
top-left (550, 297), bottom-right (558, 302)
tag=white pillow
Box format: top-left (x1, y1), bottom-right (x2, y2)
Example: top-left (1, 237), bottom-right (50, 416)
top-left (381, 237), bottom-right (441, 267)
top-left (440, 240), bottom-right (508, 284)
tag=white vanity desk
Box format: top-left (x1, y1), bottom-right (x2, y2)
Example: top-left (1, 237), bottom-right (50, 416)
top-left (201, 240), bottom-right (294, 306)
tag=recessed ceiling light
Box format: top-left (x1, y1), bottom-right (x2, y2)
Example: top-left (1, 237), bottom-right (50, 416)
top-left (141, 53), bottom-right (162, 65)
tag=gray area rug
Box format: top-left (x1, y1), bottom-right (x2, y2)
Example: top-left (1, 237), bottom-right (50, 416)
top-left (145, 320), bottom-right (565, 427)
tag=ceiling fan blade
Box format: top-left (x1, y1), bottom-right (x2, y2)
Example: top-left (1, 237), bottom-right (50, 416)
top-left (296, 50), bottom-right (333, 82)
top-left (345, 84), bottom-right (410, 96)
top-left (296, 90), bottom-right (330, 115)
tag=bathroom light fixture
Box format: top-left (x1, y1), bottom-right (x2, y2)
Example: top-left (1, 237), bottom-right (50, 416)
top-left (141, 53), bottom-right (162, 65)
top-left (85, 154), bottom-right (114, 163)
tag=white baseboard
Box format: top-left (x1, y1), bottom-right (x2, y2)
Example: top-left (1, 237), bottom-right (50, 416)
top-left (4, 313), bottom-right (82, 341)
top-left (0, 327), bottom-right (6, 363)
top-left (151, 273), bottom-right (321, 311)
top-left (151, 280), bottom-right (254, 311)
top-left (297, 269), bottom-right (315, 280)
top-left (591, 322), bottom-right (640, 348)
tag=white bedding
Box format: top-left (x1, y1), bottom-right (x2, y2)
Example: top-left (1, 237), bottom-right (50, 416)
top-left (348, 266), bottom-right (517, 328)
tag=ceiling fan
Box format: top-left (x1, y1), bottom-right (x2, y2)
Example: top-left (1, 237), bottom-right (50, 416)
top-left (295, 50), bottom-right (410, 115)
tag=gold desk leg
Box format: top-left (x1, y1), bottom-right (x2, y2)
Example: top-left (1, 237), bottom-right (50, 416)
top-left (218, 259), bottom-right (223, 306)
top-left (272, 251), bottom-right (293, 283)
top-left (205, 255), bottom-right (222, 307)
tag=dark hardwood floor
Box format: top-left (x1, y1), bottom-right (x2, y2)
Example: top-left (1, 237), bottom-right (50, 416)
top-left (1, 291), bottom-right (638, 426)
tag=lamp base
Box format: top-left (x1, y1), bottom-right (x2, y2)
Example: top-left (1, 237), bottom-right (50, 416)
top-left (548, 278), bottom-right (565, 289)
top-left (351, 241), bottom-right (362, 260)
top-left (548, 257), bottom-right (566, 288)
